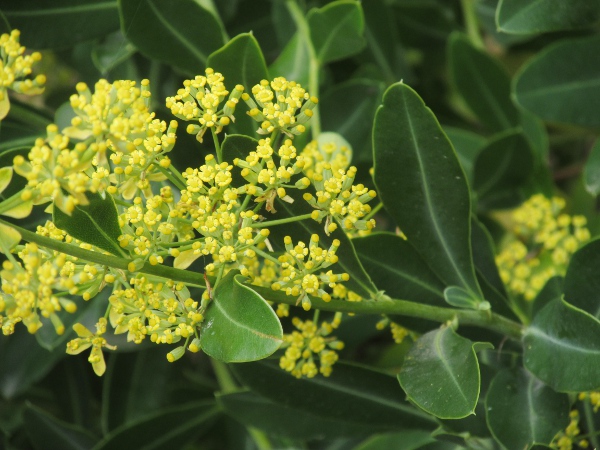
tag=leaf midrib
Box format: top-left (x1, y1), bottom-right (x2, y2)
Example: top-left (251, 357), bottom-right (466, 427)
top-left (527, 327), bottom-right (600, 355)
top-left (434, 329), bottom-right (471, 407)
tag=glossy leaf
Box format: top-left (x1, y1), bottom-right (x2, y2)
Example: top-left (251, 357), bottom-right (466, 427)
top-left (53, 192), bottom-right (124, 257)
top-left (373, 82), bottom-right (481, 298)
top-left (449, 33), bottom-right (519, 132)
top-left (308, 0), bottom-right (365, 64)
top-left (217, 390), bottom-right (377, 439)
top-left (496, 0), bottom-right (600, 34)
top-left (473, 130), bottom-right (534, 210)
top-left (207, 33), bottom-right (269, 135)
top-left (524, 299), bottom-right (600, 392)
top-left (3, 0), bottom-right (120, 50)
top-left (94, 401), bottom-right (219, 450)
top-left (199, 271), bottom-right (283, 362)
top-left (485, 368), bottom-right (569, 449)
top-left (398, 326), bottom-right (481, 419)
top-left (584, 139), bottom-right (600, 196)
top-left (23, 404), bottom-right (96, 450)
top-left (118, 0), bottom-right (225, 75)
top-left (513, 35), bottom-right (600, 127)
top-left (353, 232), bottom-right (445, 305)
top-left (231, 360), bottom-right (437, 431)
top-left (564, 239), bottom-right (600, 319)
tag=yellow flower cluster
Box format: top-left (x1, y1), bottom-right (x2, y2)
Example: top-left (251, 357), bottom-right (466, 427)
top-left (300, 138), bottom-right (352, 180)
top-left (271, 234), bottom-right (348, 311)
top-left (496, 195), bottom-right (590, 301)
top-left (0, 30), bottom-right (45, 119)
top-left (279, 314), bottom-right (344, 378)
top-left (243, 77), bottom-right (317, 136)
top-left (552, 410), bottom-right (588, 450)
top-left (166, 68), bottom-right (244, 142)
top-left (376, 316), bottom-right (411, 343)
top-left (235, 137), bottom-right (310, 212)
top-left (66, 318), bottom-right (116, 376)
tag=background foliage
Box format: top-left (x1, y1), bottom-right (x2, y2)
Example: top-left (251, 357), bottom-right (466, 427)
top-left (2, 0), bottom-right (600, 449)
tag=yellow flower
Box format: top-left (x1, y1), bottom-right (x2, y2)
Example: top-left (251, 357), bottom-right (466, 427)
top-left (66, 318), bottom-right (116, 376)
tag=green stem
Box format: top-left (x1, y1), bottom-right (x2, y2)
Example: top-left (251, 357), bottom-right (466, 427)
top-left (0, 218), bottom-right (524, 340)
top-left (461, 0), bottom-right (485, 49)
top-left (584, 397), bottom-right (600, 450)
top-left (286, 0), bottom-right (321, 138)
top-left (249, 212), bottom-right (313, 228)
top-left (168, 164), bottom-right (187, 186)
top-left (364, 202), bottom-right (383, 221)
top-left (0, 190), bottom-right (25, 215)
top-left (212, 129), bottom-right (222, 163)
top-left (251, 246), bottom-right (281, 265)
top-left (156, 165), bottom-right (186, 190)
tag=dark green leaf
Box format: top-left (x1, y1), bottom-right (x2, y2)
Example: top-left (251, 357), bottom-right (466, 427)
top-left (207, 33), bottom-right (269, 135)
top-left (393, 2), bottom-right (457, 49)
top-left (200, 271), bottom-right (283, 362)
top-left (524, 298), bottom-right (600, 392)
top-left (353, 232), bottom-right (445, 305)
top-left (91, 31), bottom-right (136, 76)
top-left (476, 0), bottom-right (533, 46)
top-left (398, 326), bottom-right (481, 419)
top-left (94, 401), bottom-right (219, 450)
top-left (373, 82), bottom-right (481, 298)
top-left (471, 218), bottom-right (509, 301)
top-left (442, 126), bottom-right (485, 185)
top-left (221, 134), bottom-right (259, 187)
top-left (564, 239), bottom-right (600, 319)
top-left (533, 276), bottom-right (563, 317)
top-left (473, 130), bottom-right (534, 210)
top-left (3, 0), bottom-right (120, 50)
top-left (496, 0), bottom-right (600, 34)
top-left (269, 35), bottom-right (309, 87)
top-left (321, 79), bottom-right (384, 164)
top-left (584, 139), bottom-right (600, 196)
top-left (485, 368), bottom-right (569, 449)
top-left (231, 360), bottom-right (437, 431)
top-left (118, 0), bottom-right (225, 75)
top-left (513, 35), bottom-right (600, 127)
top-left (354, 431), bottom-right (436, 450)
top-left (307, 0), bottom-right (365, 64)
top-left (449, 32), bottom-right (519, 132)
top-left (53, 192), bottom-right (125, 257)
top-left (23, 404), bottom-right (96, 450)
top-left (217, 390), bottom-right (376, 439)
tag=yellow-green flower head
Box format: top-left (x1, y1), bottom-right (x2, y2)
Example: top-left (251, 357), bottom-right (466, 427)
top-left (13, 124), bottom-right (106, 215)
top-left (300, 138), bottom-right (352, 179)
top-left (63, 78), bottom-right (154, 155)
top-left (279, 314), bottom-right (344, 378)
top-left (66, 318), bottom-right (116, 376)
top-left (496, 194), bottom-right (590, 301)
top-left (0, 30), bottom-right (46, 120)
top-left (270, 234), bottom-right (348, 310)
top-left (166, 68), bottom-right (243, 143)
top-left (242, 77), bottom-right (317, 137)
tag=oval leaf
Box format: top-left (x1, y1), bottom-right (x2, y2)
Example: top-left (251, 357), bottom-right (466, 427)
top-left (200, 272), bottom-right (283, 362)
top-left (513, 35), bottom-right (600, 127)
top-left (231, 359), bottom-right (437, 430)
top-left (53, 191), bottom-right (124, 256)
top-left (524, 298), bottom-right (600, 392)
top-left (4, 0), bottom-right (120, 50)
top-left (119, 0), bottom-right (225, 75)
top-left (373, 82), bottom-right (481, 298)
top-left (485, 368), bottom-right (570, 449)
top-left (398, 326), bottom-right (481, 419)
top-left (449, 32), bottom-right (519, 132)
top-left (496, 0), bottom-right (600, 35)
top-left (444, 286), bottom-right (489, 311)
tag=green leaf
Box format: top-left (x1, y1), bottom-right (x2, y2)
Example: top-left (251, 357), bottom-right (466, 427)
top-left (564, 239), bottom-right (600, 319)
top-left (533, 276), bottom-right (563, 317)
top-left (448, 32), bottom-right (519, 132)
top-left (207, 33), bottom-right (269, 135)
top-left (471, 218), bottom-right (509, 302)
top-left (353, 232), bottom-right (446, 305)
top-left (398, 326), bottom-right (482, 419)
top-left (393, 2), bottom-right (457, 49)
top-left (231, 360), bottom-right (437, 431)
top-left (442, 126), bottom-right (485, 185)
top-left (485, 368), bottom-right (569, 449)
top-left (91, 31), bottom-right (136, 76)
top-left (496, 0), bottom-right (600, 34)
top-left (23, 404), bottom-right (96, 450)
top-left (513, 35), bottom-right (600, 127)
top-left (3, 0), bottom-right (120, 50)
top-left (476, 0), bottom-right (534, 47)
top-left (217, 390), bottom-right (377, 439)
top-left (524, 298), bottom-right (600, 392)
top-left (444, 286), bottom-right (489, 311)
top-left (472, 130), bottom-right (534, 210)
top-left (118, 0), bottom-right (225, 75)
top-left (199, 271), bottom-right (283, 362)
top-left (584, 139), bottom-right (600, 196)
top-left (53, 192), bottom-right (124, 257)
top-left (307, 0), bottom-right (366, 64)
top-left (221, 134), bottom-right (259, 187)
top-left (354, 431), bottom-right (436, 450)
top-left (94, 401), bottom-right (219, 450)
top-left (373, 82), bottom-right (481, 298)
top-left (269, 34), bottom-right (309, 87)
top-left (320, 79), bottom-right (385, 164)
